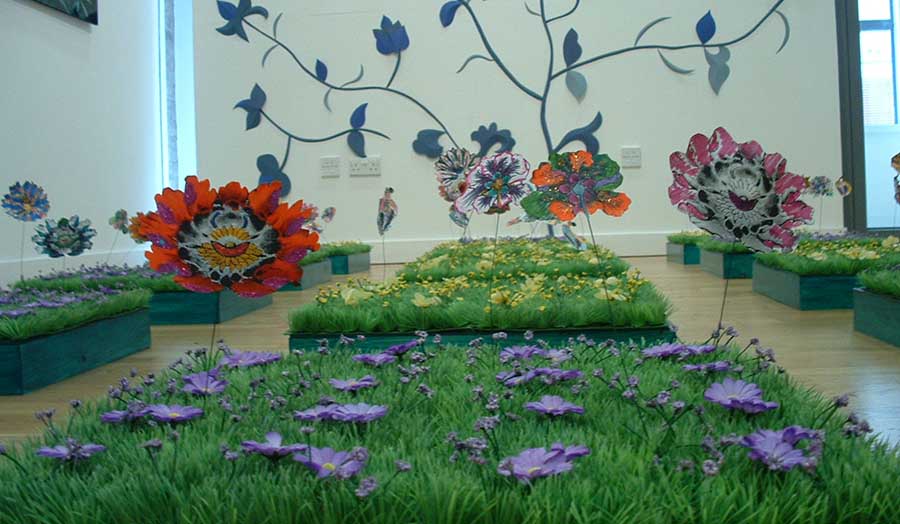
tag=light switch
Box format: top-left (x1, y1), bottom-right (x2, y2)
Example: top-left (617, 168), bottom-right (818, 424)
top-left (320, 156), bottom-right (341, 178)
top-left (620, 146), bottom-right (642, 169)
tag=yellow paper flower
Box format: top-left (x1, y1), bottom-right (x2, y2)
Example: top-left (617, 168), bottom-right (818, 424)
top-left (806, 252), bottom-right (827, 261)
top-left (341, 287), bottom-right (373, 306)
top-left (883, 236), bottom-right (899, 248)
top-left (411, 293), bottom-right (441, 308)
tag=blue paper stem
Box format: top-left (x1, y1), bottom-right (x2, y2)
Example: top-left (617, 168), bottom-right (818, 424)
top-left (280, 136), bottom-right (292, 170)
top-left (386, 52), bottom-right (401, 89)
top-left (546, 0), bottom-right (580, 23)
top-left (459, 2), bottom-right (543, 101)
top-left (244, 20), bottom-right (459, 148)
top-left (551, 0), bottom-right (785, 80)
top-left (538, 0), bottom-right (555, 155)
top-left (260, 110), bottom-right (391, 143)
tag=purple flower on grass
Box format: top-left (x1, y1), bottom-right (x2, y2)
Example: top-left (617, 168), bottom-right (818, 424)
top-left (524, 395), bottom-right (585, 417)
top-left (294, 446), bottom-right (367, 479)
top-left (395, 460), bottom-right (412, 472)
top-left (384, 340), bottom-right (420, 356)
top-left (355, 476), bottom-right (379, 498)
top-left (543, 350), bottom-right (572, 364)
top-left (142, 404), bottom-right (204, 424)
top-left (219, 350), bottom-right (282, 369)
top-left (241, 432), bottom-right (307, 462)
top-left (683, 361), bottom-right (732, 373)
top-left (499, 345), bottom-right (545, 363)
top-left (352, 353), bottom-right (397, 367)
top-left (704, 378), bottom-right (779, 414)
top-left (329, 376), bottom-right (379, 393)
top-left (182, 369), bottom-right (228, 396)
top-left (37, 439), bottom-right (105, 463)
top-left (740, 426), bottom-right (821, 471)
top-left (331, 403), bottom-right (389, 423)
top-left (642, 343), bottom-right (717, 360)
top-left (293, 404), bottom-right (339, 422)
top-left (497, 442), bottom-right (590, 484)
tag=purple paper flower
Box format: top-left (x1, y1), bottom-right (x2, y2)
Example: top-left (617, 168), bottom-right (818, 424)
top-left (683, 361), bottom-right (733, 373)
top-left (3, 181), bottom-right (49, 222)
top-left (36, 439), bottom-right (105, 463)
top-left (543, 349), bottom-right (572, 365)
top-left (455, 152), bottom-right (533, 215)
top-left (182, 369), bottom-right (228, 396)
top-left (294, 446), bottom-right (367, 479)
top-left (524, 395), bottom-right (585, 417)
top-left (497, 442), bottom-right (590, 484)
top-left (329, 375), bottom-right (379, 393)
top-left (642, 343), bottom-right (716, 360)
top-left (241, 432), bottom-right (307, 462)
top-left (384, 340), bottom-right (420, 356)
top-left (499, 345), bottom-right (545, 363)
top-left (352, 352), bottom-right (397, 367)
top-left (293, 404), bottom-right (339, 422)
top-left (704, 378), bottom-right (779, 414)
top-left (142, 404), bottom-right (205, 424)
top-left (331, 403), bottom-right (389, 423)
top-left (740, 426), bottom-right (821, 471)
top-left (219, 350), bottom-right (282, 368)
top-left (355, 475), bottom-right (379, 498)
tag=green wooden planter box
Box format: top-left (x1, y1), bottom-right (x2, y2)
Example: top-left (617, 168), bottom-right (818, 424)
top-left (150, 290), bottom-right (272, 325)
top-left (279, 261), bottom-right (332, 292)
top-left (752, 262), bottom-right (858, 310)
top-left (330, 252), bottom-right (371, 275)
top-left (0, 309), bottom-right (151, 395)
top-left (666, 242), bottom-right (700, 265)
top-left (854, 289), bottom-right (900, 347)
top-left (700, 249), bottom-right (754, 279)
top-left (289, 325), bottom-right (675, 351)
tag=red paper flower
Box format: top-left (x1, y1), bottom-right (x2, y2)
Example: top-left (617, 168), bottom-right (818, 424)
top-left (139, 177), bottom-right (319, 297)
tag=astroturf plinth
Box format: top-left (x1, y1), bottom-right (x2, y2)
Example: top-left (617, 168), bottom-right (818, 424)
top-left (752, 261), bottom-right (858, 310)
top-left (149, 290), bottom-right (272, 325)
top-left (853, 289), bottom-right (900, 347)
top-left (700, 249), bottom-right (754, 279)
top-left (0, 309), bottom-right (151, 395)
top-left (666, 242), bottom-right (700, 265)
top-left (330, 253), bottom-right (371, 275)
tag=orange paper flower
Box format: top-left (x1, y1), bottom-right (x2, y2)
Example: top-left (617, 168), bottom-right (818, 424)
top-left (139, 176), bottom-right (319, 297)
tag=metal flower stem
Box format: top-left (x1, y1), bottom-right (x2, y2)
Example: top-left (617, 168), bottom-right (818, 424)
top-left (580, 204), bottom-right (616, 327)
top-left (717, 243), bottom-right (739, 331)
top-left (19, 222), bottom-right (25, 282)
top-left (106, 232), bottom-right (120, 265)
top-left (381, 234), bottom-right (387, 282)
top-left (485, 214), bottom-right (502, 329)
top-left (818, 196), bottom-right (824, 233)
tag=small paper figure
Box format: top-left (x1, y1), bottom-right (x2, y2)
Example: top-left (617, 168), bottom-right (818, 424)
top-left (377, 187), bottom-right (398, 236)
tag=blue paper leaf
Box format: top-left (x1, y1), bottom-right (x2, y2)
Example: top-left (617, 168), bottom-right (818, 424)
top-left (273, 12), bottom-right (283, 38)
top-left (554, 112), bottom-right (603, 154)
top-left (456, 54), bottom-right (494, 74)
top-left (412, 129), bottom-right (445, 158)
top-left (324, 65), bottom-right (365, 112)
top-left (704, 46), bottom-right (731, 95)
top-left (775, 10), bottom-right (790, 54)
top-left (347, 131), bottom-right (366, 158)
top-left (658, 51), bottom-right (694, 75)
top-left (315, 60), bottom-right (328, 82)
top-left (440, 1), bottom-right (463, 28)
top-left (217, 1), bottom-right (237, 20)
top-left (563, 29), bottom-right (583, 67)
top-left (696, 11), bottom-right (716, 44)
top-left (471, 123), bottom-right (516, 157)
top-left (634, 16), bottom-right (671, 46)
top-left (261, 44), bottom-right (278, 68)
top-left (245, 111), bottom-right (261, 131)
top-left (234, 84), bottom-right (267, 130)
top-left (257, 154), bottom-right (291, 197)
top-left (565, 71), bottom-right (587, 102)
top-left (350, 103), bottom-right (368, 129)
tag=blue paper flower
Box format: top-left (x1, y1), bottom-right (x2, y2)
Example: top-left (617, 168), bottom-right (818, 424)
top-left (216, 0), bottom-right (269, 42)
top-left (33, 216), bottom-right (96, 258)
top-left (373, 16), bottom-right (410, 55)
top-left (2, 181), bottom-right (49, 222)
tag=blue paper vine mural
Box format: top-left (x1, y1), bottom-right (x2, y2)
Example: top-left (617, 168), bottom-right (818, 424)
top-left (215, 0), bottom-right (791, 189)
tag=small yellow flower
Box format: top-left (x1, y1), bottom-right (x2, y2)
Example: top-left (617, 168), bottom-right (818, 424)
top-left (883, 236), bottom-right (899, 248)
top-left (341, 287), bottom-right (373, 306)
top-left (411, 293), bottom-right (442, 308)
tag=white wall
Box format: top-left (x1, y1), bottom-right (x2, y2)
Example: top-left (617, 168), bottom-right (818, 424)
top-left (196, 1), bottom-right (840, 261)
top-left (0, 0), bottom-right (160, 284)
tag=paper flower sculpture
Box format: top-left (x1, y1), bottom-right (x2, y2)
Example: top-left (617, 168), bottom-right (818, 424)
top-left (448, 206), bottom-right (469, 228)
top-left (138, 176), bottom-right (320, 297)
top-left (377, 187), bottom-right (398, 236)
top-left (372, 16), bottom-right (409, 56)
top-left (3, 181), bottom-right (49, 222)
top-left (108, 209), bottom-right (129, 234)
top-left (523, 151), bottom-right (631, 222)
top-left (455, 152), bottom-right (532, 215)
top-left (32, 216), bottom-right (96, 258)
top-left (322, 207), bottom-right (336, 223)
top-left (668, 127), bottom-right (813, 252)
top-left (435, 148), bottom-right (478, 203)
top-left (128, 213), bottom-right (148, 243)
top-left (835, 177), bottom-right (853, 198)
top-left (803, 176), bottom-right (834, 197)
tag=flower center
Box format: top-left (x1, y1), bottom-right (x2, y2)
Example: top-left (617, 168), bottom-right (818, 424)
top-left (169, 413), bottom-right (181, 419)
top-left (727, 191), bottom-right (758, 212)
top-left (526, 466), bottom-right (541, 474)
top-left (323, 462), bottom-right (336, 471)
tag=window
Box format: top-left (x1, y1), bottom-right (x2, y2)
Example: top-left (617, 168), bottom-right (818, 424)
top-left (859, 0), bottom-right (897, 125)
top-left (159, 0), bottom-right (197, 190)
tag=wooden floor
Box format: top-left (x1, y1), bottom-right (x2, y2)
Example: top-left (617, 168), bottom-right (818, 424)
top-left (2, 257), bottom-right (899, 445)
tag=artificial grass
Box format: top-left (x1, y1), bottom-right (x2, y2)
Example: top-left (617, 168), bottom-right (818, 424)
top-left (299, 250), bottom-right (329, 266)
top-left (322, 242), bottom-right (373, 256)
top-left (16, 265), bottom-right (183, 293)
top-left (289, 270), bottom-right (671, 335)
top-left (0, 336), bottom-right (897, 523)
top-left (0, 289), bottom-right (151, 342)
top-left (667, 231), bottom-right (710, 245)
top-left (755, 237), bottom-right (900, 276)
top-left (398, 238), bottom-right (629, 282)
top-left (696, 238), bottom-right (754, 254)
top-left (859, 267), bottom-right (900, 299)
